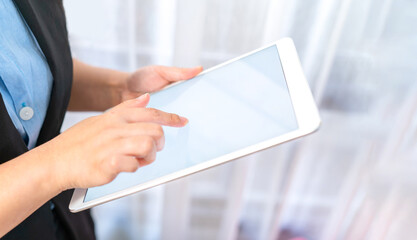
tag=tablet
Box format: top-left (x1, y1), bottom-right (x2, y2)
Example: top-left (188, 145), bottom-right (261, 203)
top-left (69, 38), bottom-right (320, 212)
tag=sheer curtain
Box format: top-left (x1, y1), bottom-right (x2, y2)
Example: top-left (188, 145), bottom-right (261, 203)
top-left (62, 0), bottom-right (417, 239)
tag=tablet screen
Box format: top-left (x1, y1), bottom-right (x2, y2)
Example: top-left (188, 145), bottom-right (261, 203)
top-left (84, 45), bottom-right (298, 202)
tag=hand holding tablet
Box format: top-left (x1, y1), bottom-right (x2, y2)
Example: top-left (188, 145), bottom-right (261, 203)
top-left (69, 38), bottom-right (321, 212)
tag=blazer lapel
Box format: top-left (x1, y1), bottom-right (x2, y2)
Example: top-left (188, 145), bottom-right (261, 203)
top-left (13, 0), bottom-right (74, 146)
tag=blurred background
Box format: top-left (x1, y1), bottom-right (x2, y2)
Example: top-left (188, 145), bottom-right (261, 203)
top-left (61, 0), bottom-right (417, 239)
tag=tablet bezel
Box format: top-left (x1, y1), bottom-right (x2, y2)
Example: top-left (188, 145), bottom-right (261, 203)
top-left (69, 38), bottom-right (320, 212)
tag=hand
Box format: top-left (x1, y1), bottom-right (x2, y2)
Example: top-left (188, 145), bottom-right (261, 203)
top-left (121, 65), bottom-right (203, 101)
top-left (40, 93), bottom-right (188, 190)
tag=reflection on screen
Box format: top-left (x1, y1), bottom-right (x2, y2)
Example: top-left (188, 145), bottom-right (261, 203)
top-left (84, 46), bottom-right (298, 202)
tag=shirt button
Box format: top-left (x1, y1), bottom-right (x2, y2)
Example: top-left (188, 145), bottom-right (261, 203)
top-left (19, 106), bottom-right (34, 121)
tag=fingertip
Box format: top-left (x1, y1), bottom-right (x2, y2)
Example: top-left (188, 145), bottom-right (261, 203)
top-left (192, 66), bottom-right (203, 74)
top-left (134, 93), bottom-right (150, 107)
top-left (183, 66), bottom-right (203, 80)
top-left (180, 116), bottom-right (189, 126)
top-left (168, 116), bottom-right (188, 127)
top-left (136, 92), bottom-right (150, 100)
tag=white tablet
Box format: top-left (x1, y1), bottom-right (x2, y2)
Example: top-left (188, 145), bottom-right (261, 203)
top-left (69, 38), bottom-right (320, 212)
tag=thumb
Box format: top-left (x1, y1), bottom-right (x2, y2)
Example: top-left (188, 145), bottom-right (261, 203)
top-left (133, 93), bottom-right (150, 107)
top-left (107, 93), bottom-right (150, 113)
top-left (119, 93), bottom-right (150, 109)
top-left (158, 66), bottom-right (203, 81)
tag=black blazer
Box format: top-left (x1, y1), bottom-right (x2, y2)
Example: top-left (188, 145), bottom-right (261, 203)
top-left (1, 1), bottom-right (95, 239)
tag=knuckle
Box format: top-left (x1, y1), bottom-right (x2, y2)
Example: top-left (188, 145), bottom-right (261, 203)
top-left (154, 125), bottom-right (164, 138)
top-left (158, 137), bottom-right (165, 151)
top-left (144, 151), bottom-right (157, 165)
top-left (147, 156), bottom-right (156, 164)
top-left (123, 138), bottom-right (136, 152)
top-left (105, 107), bottom-right (117, 115)
top-left (105, 107), bottom-right (120, 117)
top-left (147, 108), bottom-right (160, 119)
top-left (105, 172), bottom-right (118, 183)
top-left (128, 161), bottom-right (139, 172)
top-left (104, 111), bottom-right (123, 124)
top-left (100, 173), bottom-right (117, 183)
top-left (169, 113), bottom-right (180, 124)
top-left (108, 155), bottom-right (119, 169)
top-left (140, 137), bottom-right (155, 154)
top-left (107, 156), bottom-right (123, 175)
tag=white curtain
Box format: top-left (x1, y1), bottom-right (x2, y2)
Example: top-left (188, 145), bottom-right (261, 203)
top-left (62, 0), bottom-right (417, 239)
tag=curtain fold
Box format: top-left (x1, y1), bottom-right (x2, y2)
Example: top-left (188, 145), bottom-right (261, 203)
top-left (62, 0), bottom-right (417, 239)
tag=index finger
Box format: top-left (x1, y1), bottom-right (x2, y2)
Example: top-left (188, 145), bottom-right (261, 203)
top-left (122, 107), bottom-right (189, 127)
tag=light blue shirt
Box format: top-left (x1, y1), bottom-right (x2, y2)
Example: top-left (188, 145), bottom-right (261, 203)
top-left (0, 0), bottom-right (53, 149)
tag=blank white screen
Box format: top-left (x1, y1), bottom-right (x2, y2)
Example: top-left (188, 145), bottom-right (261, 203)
top-left (84, 45), bottom-right (298, 202)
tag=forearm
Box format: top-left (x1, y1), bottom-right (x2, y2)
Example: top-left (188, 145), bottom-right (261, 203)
top-left (68, 59), bottom-right (129, 111)
top-left (0, 146), bottom-right (62, 237)
top-left (68, 60), bottom-right (203, 111)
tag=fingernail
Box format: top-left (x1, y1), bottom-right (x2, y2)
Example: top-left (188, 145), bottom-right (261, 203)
top-left (180, 116), bottom-right (189, 125)
top-left (137, 93), bottom-right (149, 100)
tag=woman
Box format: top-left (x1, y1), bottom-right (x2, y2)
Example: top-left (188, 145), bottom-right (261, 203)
top-left (0, 1), bottom-right (202, 239)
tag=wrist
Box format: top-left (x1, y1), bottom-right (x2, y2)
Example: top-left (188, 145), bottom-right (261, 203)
top-left (70, 59), bottom-right (131, 110)
top-left (118, 72), bottom-right (144, 102)
top-left (32, 140), bottom-right (69, 193)
top-left (13, 143), bottom-right (65, 199)
top-left (108, 69), bottom-right (130, 105)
